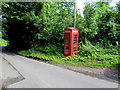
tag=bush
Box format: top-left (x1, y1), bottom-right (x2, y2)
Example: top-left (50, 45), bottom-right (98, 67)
top-left (33, 44), bottom-right (63, 56)
top-left (0, 38), bottom-right (8, 46)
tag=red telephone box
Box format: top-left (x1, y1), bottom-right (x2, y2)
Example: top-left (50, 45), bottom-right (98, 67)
top-left (64, 27), bottom-right (79, 56)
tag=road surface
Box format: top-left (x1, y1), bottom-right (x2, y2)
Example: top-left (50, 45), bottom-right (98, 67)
top-left (0, 46), bottom-right (118, 88)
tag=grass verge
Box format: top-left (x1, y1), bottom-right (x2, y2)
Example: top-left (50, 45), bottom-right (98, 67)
top-left (7, 43), bottom-right (119, 69)
top-left (0, 38), bottom-right (8, 46)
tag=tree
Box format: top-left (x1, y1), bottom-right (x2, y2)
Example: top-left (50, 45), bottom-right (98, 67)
top-left (81, 2), bottom-right (119, 47)
top-left (2, 2), bottom-right (43, 49)
top-left (93, 2), bottom-right (119, 46)
top-left (83, 2), bottom-right (98, 42)
top-left (38, 2), bottom-right (74, 44)
top-left (2, 2), bottom-right (74, 49)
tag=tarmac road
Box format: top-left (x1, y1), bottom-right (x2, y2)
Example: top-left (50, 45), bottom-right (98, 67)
top-left (0, 46), bottom-right (118, 88)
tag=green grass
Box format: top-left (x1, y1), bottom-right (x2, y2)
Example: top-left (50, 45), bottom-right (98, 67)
top-left (10, 43), bottom-right (119, 69)
top-left (0, 38), bottom-right (8, 46)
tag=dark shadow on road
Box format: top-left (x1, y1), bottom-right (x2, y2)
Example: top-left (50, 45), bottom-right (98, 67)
top-left (0, 46), bottom-right (17, 56)
top-left (2, 56), bottom-right (25, 89)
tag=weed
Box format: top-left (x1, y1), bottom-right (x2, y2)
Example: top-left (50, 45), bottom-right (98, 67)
top-left (0, 38), bottom-right (8, 46)
top-left (14, 42), bottom-right (119, 69)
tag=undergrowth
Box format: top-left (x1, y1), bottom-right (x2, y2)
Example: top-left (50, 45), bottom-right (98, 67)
top-left (0, 38), bottom-right (8, 46)
top-left (12, 41), bottom-right (119, 69)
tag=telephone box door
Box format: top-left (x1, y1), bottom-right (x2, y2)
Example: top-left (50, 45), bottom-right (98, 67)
top-left (73, 34), bottom-right (78, 54)
top-left (64, 34), bottom-right (70, 56)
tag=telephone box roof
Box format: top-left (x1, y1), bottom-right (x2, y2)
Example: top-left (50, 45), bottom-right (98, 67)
top-left (65, 27), bottom-right (78, 31)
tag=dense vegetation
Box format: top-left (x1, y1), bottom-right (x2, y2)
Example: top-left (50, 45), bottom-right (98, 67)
top-left (0, 32), bottom-right (8, 46)
top-left (1, 2), bottom-right (120, 68)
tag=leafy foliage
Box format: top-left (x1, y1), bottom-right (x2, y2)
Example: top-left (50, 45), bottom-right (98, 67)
top-left (2, 2), bottom-right (44, 49)
top-left (0, 32), bottom-right (8, 46)
top-left (14, 43), bottom-right (119, 68)
top-left (0, 38), bottom-right (8, 46)
top-left (2, 2), bottom-right (74, 49)
top-left (80, 2), bottom-right (120, 46)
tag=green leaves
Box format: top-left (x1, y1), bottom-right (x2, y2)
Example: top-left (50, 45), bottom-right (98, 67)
top-left (80, 2), bottom-right (119, 46)
top-left (36, 2), bottom-right (74, 44)
top-left (2, 2), bottom-right (44, 49)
